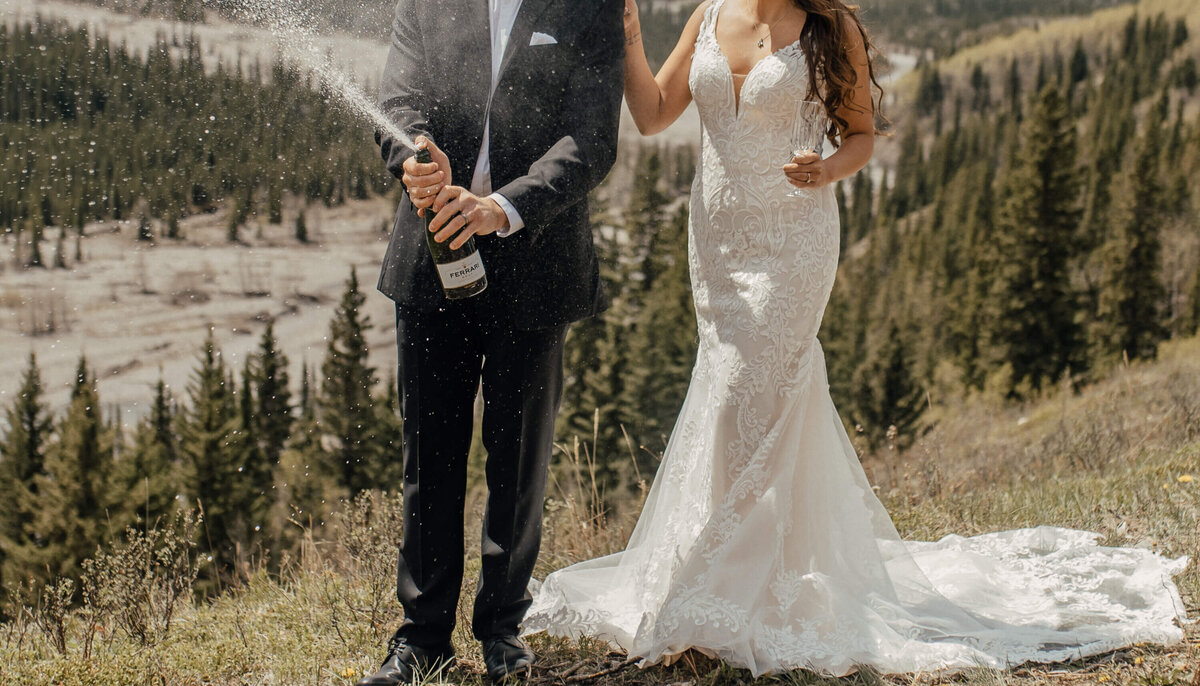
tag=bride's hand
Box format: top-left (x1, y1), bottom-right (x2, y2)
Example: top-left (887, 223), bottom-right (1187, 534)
top-left (784, 151), bottom-right (828, 189)
top-left (624, 0), bottom-right (641, 42)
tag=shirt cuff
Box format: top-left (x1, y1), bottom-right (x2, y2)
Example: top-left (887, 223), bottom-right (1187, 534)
top-left (489, 193), bottom-right (524, 237)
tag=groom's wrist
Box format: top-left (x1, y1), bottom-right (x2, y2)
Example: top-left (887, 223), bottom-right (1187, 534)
top-left (489, 192), bottom-right (523, 237)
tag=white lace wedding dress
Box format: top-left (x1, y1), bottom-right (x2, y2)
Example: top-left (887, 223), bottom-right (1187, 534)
top-left (523, 0), bottom-right (1189, 676)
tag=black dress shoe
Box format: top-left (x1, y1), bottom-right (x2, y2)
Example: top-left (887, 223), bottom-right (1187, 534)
top-left (357, 637), bottom-right (455, 686)
top-left (482, 635), bottom-right (534, 683)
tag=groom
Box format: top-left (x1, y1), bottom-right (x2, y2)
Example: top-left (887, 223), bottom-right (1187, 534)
top-left (362, 0), bottom-right (624, 684)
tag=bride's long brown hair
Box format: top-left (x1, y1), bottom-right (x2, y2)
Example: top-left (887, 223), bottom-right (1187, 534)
top-left (793, 0), bottom-right (887, 143)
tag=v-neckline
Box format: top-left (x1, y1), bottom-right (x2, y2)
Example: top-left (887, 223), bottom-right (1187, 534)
top-left (710, 0), bottom-right (806, 118)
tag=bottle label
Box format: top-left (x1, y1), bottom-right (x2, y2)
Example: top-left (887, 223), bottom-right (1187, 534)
top-left (436, 253), bottom-right (486, 289)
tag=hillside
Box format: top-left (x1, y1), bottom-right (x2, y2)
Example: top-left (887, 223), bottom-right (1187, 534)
top-left (0, 15), bottom-right (398, 416)
top-left (862, 0), bottom-right (1133, 56)
top-left (904, 0), bottom-right (1200, 114)
top-left (937, 0), bottom-right (1200, 77)
top-left (1, 336), bottom-right (1195, 686)
top-left (821, 0), bottom-right (1200, 455)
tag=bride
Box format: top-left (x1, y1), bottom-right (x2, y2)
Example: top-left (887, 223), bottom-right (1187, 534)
top-left (523, 0), bottom-right (1189, 676)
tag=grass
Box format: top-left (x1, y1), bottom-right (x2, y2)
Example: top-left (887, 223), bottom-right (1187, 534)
top-left (2, 339), bottom-right (1198, 685)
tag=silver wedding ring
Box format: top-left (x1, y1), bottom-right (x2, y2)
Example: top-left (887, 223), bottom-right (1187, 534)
top-left (805, 172), bottom-right (811, 183)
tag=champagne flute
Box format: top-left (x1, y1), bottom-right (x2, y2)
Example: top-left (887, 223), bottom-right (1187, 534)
top-left (786, 100), bottom-right (827, 197)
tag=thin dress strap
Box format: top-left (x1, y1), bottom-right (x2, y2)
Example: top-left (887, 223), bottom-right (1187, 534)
top-left (696, 0), bottom-right (724, 47)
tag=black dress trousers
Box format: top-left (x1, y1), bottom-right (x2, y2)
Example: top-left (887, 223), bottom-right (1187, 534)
top-left (391, 299), bottom-right (567, 647)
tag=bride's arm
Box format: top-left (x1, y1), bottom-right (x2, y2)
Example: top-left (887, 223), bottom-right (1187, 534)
top-left (623, 0), bottom-right (707, 136)
top-left (785, 17), bottom-right (875, 187)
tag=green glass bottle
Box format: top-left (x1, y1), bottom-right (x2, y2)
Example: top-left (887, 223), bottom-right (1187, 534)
top-left (414, 148), bottom-right (488, 299)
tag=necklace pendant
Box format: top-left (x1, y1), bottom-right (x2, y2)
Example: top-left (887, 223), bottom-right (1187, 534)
top-left (757, 37), bottom-right (765, 48)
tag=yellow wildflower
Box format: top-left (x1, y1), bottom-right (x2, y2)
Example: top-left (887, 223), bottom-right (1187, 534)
top-left (1098, 675), bottom-right (1110, 682)
top-left (341, 667), bottom-right (358, 679)
top-left (1134, 656), bottom-right (1144, 665)
top-left (1178, 474), bottom-right (1193, 483)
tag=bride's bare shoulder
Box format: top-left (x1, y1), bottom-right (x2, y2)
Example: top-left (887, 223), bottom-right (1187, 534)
top-left (676, 0), bottom-right (714, 44)
top-left (691, 0), bottom-right (716, 25)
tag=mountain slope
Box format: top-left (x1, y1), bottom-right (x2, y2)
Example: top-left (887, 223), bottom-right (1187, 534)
top-left (2, 338), bottom-right (1196, 686)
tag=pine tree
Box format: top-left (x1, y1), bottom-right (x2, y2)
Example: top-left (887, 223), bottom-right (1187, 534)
top-left (272, 361), bottom-right (347, 555)
top-left (849, 320), bottom-right (924, 450)
top-left (267, 178), bottom-right (283, 224)
top-left (624, 147), bottom-right (669, 301)
top-left (253, 321), bottom-right (292, 466)
top-left (951, 161), bottom-right (996, 387)
top-left (318, 268), bottom-right (385, 494)
top-left (0, 354), bottom-right (53, 590)
top-left (108, 379), bottom-right (179, 530)
top-left (1173, 57), bottom-right (1199, 94)
top-left (587, 146), bottom-right (676, 475)
top-left (1092, 97), bottom-right (1168, 363)
top-left (28, 220), bottom-right (44, 269)
top-left (294, 210), bottom-right (308, 243)
top-left (1172, 17), bottom-right (1189, 49)
top-left (39, 194), bottom-right (53, 232)
top-left (985, 85), bottom-right (1083, 393)
top-left (557, 200), bottom-right (636, 489)
top-left (623, 205), bottom-right (697, 473)
top-left (137, 213), bottom-right (154, 242)
top-left (238, 357), bottom-right (273, 539)
top-left (1069, 39), bottom-right (1089, 86)
top-left (848, 171), bottom-right (874, 244)
top-left (969, 63), bottom-right (991, 112)
top-left (373, 371), bottom-right (404, 487)
top-left (166, 208), bottom-right (181, 239)
top-left (272, 432), bottom-right (345, 554)
top-left (888, 125), bottom-right (923, 218)
top-left (15, 357), bottom-right (115, 583)
top-left (227, 188), bottom-right (251, 243)
top-left (1035, 54), bottom-right (1049, 93)
top-left (1007, 58), bottom-right (1023, 118)
top-left (52, 228), bottom-right (67, 269)
top-left (570, 311), bottom-right (636, 490)
top-left (176, 331), bottom-right (251, 579)
top-left (914, 63), bottom-right (945, 116)
top-left (298, 361), bottom-right (314, 421)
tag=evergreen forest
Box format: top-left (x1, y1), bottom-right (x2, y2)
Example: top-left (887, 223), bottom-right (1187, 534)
top-left (0, 268), bottom-right (406, 597)
top-left (0, 19), bottom-right (391, 263)
top-left (823, 10), bottom-right (1200, 446)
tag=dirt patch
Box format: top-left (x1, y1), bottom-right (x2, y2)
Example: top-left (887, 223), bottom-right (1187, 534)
top-left (0, 197), bottom-right (400, 424)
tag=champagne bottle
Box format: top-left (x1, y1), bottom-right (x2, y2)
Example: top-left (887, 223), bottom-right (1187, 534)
top-left (414, 147), bottom-right (488, 299)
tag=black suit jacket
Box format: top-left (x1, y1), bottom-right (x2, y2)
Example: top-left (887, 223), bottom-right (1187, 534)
top-left (375, 0), bottom-right (624, 329)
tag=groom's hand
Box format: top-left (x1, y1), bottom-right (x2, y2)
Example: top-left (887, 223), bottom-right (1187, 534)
top-left (429, 186), bottom-right (510, 250)
top-left (402, 136), bottom-right (451, 216)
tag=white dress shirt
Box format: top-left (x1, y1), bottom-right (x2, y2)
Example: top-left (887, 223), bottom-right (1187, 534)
top-left (472, 0), bottom-right (525, 236)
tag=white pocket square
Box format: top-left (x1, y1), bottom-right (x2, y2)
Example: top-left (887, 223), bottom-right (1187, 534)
top-left (529, 31), bottom-right (557, 46)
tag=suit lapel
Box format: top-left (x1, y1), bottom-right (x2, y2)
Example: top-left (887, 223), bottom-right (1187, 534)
top-left (498, 0), bottom-right (554, 80)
